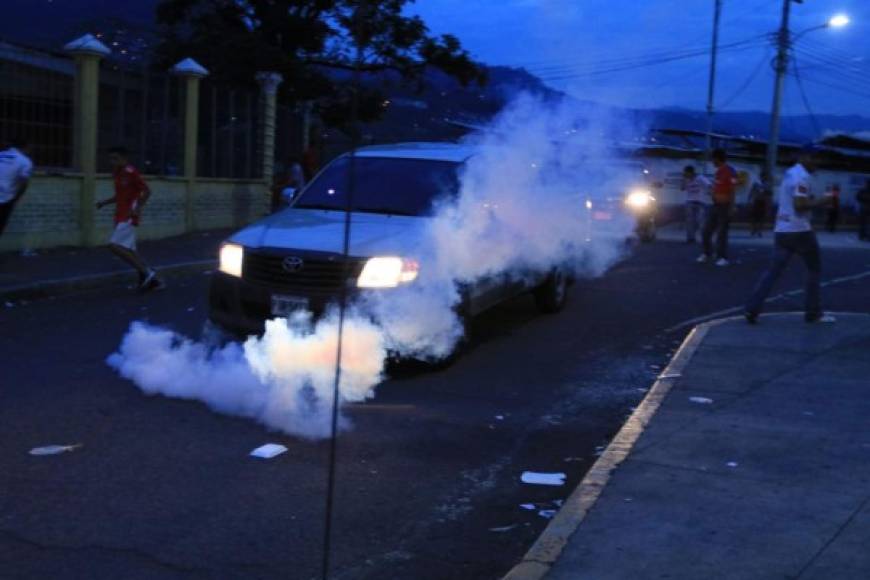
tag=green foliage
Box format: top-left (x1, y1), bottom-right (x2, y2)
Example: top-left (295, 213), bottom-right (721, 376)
top-left (155, 0), bottom-right (485, 127)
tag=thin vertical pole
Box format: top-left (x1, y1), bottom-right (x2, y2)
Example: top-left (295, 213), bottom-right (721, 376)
top-left (704, 0), bottom-right (722, 173)
top-left (765, 0), bottom-right (793, 187)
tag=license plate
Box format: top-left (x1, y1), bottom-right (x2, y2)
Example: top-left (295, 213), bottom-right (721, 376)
top-left (593, 211), bottom-right (613, 221)
top-left (270, 294), bottom-right (309, 317)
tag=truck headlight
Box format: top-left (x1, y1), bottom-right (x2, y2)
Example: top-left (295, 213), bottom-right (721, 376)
top-left (357, 256), bottom-right (419, 288)
top-left (219, 243), bottom-right (244, 278)
top-left (625, 189), bottom-right (654, 209)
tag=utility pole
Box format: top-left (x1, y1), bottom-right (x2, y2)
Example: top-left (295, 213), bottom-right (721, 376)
top-left (704, 0), bottom-right (723, 173)
top-left (764, 0), bottom-right (795, 188)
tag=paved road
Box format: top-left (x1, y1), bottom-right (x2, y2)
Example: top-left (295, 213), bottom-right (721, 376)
top-left (1, 237), bottom-right (868, 580)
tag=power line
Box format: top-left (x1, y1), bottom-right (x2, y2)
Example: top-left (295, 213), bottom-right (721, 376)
top-left (537, 38), bottom-right (766, 82)
top-left (718, 49), bottom-right (772, 109)
top-left (527, 34), bottom-right (768, 77)
top-left (790, 55), bottom-right (821, 136)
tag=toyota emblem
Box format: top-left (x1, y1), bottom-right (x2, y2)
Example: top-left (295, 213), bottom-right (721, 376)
top-left (282, 256), bottom-right (304, 272)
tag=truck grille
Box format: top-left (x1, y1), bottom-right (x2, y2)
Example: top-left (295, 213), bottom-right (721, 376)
top-left (242, 251), bottom-right (366, 297)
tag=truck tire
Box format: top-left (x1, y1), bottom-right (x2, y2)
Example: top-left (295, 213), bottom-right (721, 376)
top-left (534, 268), bottom-right (568, 314)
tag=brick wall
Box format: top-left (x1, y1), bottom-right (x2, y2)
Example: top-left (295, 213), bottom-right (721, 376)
top-left (0, 173), bottom-right (268, 252)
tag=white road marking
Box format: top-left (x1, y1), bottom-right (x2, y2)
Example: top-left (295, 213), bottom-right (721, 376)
top-left (665, 269), bottom-right (870, 333)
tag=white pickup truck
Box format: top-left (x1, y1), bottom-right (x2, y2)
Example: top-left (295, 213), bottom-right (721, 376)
top-left (208, 142), bottom-right (569, 341)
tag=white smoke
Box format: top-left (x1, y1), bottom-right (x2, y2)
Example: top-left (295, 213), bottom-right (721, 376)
top-left (108, 94), bottom-right (639, 439)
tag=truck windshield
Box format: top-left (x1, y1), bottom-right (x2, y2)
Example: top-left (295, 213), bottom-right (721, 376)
top-left (294, 156), bottom-right (462, 216)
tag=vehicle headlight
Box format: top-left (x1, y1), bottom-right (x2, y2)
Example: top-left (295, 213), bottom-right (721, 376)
top-left (357, 256), bottom-right (419, 288)
top-left (625, 189), bottom-right (654, 209)
top-left (219, 243), bottom-right (244, 278)
top-left (585, 199), bottom-right (593, 210)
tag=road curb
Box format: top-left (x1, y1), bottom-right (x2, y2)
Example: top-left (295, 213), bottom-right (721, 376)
top-left (0, 259), bottom-right (216, 302)
top-left (503, 319), bottom-right (720, 580)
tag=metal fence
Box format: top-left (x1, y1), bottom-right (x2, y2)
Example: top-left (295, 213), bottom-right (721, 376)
top-left (198, 80), bottom-right (261, 180)
top-left (97, 66), bottom-right (185, 175)
top-left (1, 38), bottom-right (264, 179)
top-left (0, 42), bottom-right (74, 170)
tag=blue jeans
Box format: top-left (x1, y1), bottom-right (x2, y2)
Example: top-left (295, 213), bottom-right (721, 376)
top-left (745, 231), bottom-right (822, 319)
top-left (685, 202), bottom-right (706, 241)
top-left (702, 203), bottom-right (731, 259)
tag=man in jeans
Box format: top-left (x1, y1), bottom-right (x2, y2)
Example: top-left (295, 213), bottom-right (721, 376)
top-left (698, 149), bottom-right (737, 266)
top-left (681, 165), bottom-right (710, 243)
top-left (745, 145), bottom-right (834, 324)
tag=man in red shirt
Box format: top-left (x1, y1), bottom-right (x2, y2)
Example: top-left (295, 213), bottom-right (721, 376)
top-left (96, 146), bottom-right (164, 290)
top-left (698, 148), bottom-right (737, 266)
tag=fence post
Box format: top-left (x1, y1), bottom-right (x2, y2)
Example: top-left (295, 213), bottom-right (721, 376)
top-left (65, 34), bottom-right (110, 246)
top-left (171, 58), bottom-right (209, 232)
top-left (256, 72), bottom-right (283, 190)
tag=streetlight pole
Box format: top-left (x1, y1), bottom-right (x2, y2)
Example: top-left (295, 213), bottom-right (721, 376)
top-left (764, 0), bottom-right (793, 189)
top-left (704, 0), bottom-right (723, 173)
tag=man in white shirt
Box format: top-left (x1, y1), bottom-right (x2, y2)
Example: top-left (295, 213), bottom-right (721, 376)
top-left (0, 137), bottom-right (33, 238)
top-left (681, 165), bottom-right (711, 243)
top-left (745, 145), bottom-right (834, 323)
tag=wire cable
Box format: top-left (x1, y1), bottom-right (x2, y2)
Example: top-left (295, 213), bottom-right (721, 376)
top-left (537, 38), bottom-right (766, 82)
top-left (717, 49), bottom-right (772, 109)
top-left (790, 54), bottom-right (821, 137)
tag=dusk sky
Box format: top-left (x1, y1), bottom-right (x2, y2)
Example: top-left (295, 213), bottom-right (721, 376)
top-left (410, 0), bottom-right (870, 116)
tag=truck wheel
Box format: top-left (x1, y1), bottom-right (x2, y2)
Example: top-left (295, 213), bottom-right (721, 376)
top-left (534, 268), bottom-right (568, 314)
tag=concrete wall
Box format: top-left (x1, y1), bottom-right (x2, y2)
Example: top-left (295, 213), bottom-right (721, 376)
top-left (0, 173), bottom-right (267, 252)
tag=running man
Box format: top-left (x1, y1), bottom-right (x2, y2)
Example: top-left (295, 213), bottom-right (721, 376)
top-left (96, 146), bottom-right (164, 291)
top-left (745, 145), bottom-right (834, 324)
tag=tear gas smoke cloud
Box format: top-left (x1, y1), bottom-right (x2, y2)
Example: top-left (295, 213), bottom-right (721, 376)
top-left (108, 94), bottom-right (639, 439)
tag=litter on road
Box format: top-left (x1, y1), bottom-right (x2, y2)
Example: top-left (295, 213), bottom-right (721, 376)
top-left (521, 471), bottom-right (566, 486)
top-left (29, 444), bottom-right (82, 456)
top-left (689, 396), bottom-right (714, 404)
top-left (538, 509), bottom-right (557, 519)
top-left (520, 503), bottom-right (536, 510)
top-left (726, 461), bottom-right (739, 468)
top-left (489, 524), bottom-right (519, 533)
top-left (250, 443), bottom-right (288, 459)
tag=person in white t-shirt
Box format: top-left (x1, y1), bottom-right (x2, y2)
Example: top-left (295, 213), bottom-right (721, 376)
top-left (681, 165), bottom-right (711, 243)
top-left (0, 136), bottom-right (33, 238)
top-left (745, 145), bottom-right (835, 324)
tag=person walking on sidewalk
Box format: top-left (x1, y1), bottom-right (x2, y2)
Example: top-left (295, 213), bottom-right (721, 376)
top-left (745, 145), bottom-right (834, 324)
top-left (698, 149), bottom-right (737, 266)
top-left (96, 146), bottom-right (164, 291)
top-left (681, 165), bottom-right (710, 244)
top-left (825, 183), bottom-right (841, 233)
top-left (857, 179), bottom-right (870, 241)
top-left (0, 137), bottom-right (33, 240)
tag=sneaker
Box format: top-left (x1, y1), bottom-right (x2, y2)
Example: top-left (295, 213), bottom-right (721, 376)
top-left (806, 313), bottom-right (836, 324)
top-left (146, 277), bottom-right (167, 292)
top-left (744, 312), bottom-right (758, 325)
top-left (139, 270), bottom-right (166, 292)
top-left (715, 258), bottom-right (730, 267)
top-left (139, 269), bottom-right (156, 290)
top-left (696, 254), bottom-right (709, 263)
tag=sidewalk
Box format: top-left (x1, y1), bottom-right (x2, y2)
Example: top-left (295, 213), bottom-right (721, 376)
top-left (507, 313), bottom-right (870, 580)
top-left (0, 229), bottom-right (231, 301)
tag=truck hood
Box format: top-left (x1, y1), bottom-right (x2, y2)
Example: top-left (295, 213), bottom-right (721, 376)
top-left (229, 208), bottom-right (429, 257)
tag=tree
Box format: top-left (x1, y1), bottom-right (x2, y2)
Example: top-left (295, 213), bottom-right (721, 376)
top-left (155, 0), bottom-right (486, 128)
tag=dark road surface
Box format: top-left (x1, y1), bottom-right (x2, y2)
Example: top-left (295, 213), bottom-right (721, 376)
top-left (1, 238), bottom-right (868, 580)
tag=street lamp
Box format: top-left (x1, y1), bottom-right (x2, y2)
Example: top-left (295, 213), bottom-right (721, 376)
top-left (764, 3), bottom-right (849, 189)
top-left (828, 14), bottom-right (850, 28)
